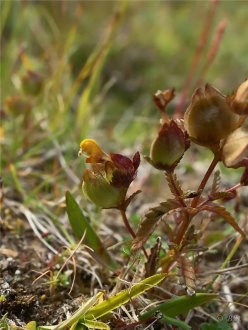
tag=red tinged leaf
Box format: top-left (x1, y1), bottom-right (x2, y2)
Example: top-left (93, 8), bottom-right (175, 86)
top-left (132, 199), bottom-right (180, 250)
top-left (178, 254), bottom-right (196, 296)
top-left (132, 151), bottom-right (141, 170)
top-left (110, 153), bottom-right (134, 173)
top-left (200, 203), bottom-right (246, 238)
top-left (145, 237), bottom-right (162, 277)
top-left (209, 191), bottom-right (236, 201)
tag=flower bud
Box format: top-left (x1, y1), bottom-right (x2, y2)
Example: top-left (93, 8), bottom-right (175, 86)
top-left (79, 140), bottom-right (140, 208)
top-left (78, 139), bottom-right (109, 163)
top-left (82, 169), bottom-right (127, 208)
top-left (21, 70), bottom-right (43, 96)
top-left (5, 96), bottom-right (31, 115)
top-left (146, 120), bottom-right (189, 171)
top-left (184, 84), bottom-right (239, 151)
top-left (229, 79), bottom-right (248, 115)
top-left (153, 88), bottom-right (175, 112)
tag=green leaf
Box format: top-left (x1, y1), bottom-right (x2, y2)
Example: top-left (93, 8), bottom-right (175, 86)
top-left (50, 292), bottom-right (104, 330)
top-left (132, 199), bottom-right (180, 250)
top-left (81, 320), bottom-right (110, 330)
top-left (84, 273), bottom-right (166, 320)
top-left (200, 318), bottom-right (233, 330)
top-left (26, 322), bottom-right (37, 330)
top-left (162, 316), bottom-right (191, 330)
top-left (139, 293), bottom-right (217, 320)
top-left (66, 191), bottom-right (117, 270)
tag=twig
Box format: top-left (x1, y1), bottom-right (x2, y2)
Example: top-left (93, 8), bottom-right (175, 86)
top-left (120, 209), bottom-right (149, 259)
top-left (174, 0), bottom-right (219, 117)
top-left (195, 19), bottom-right (228, 87)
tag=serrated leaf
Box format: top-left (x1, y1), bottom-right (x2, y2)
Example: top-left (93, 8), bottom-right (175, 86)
top-left (165, 172), bottom-right (184, 200)
top-left (209, 191), bottom-right (235, 201)
top-left (200, 203), bottom-right (246, 238)
top-left (145, 237), bottom-right (162, 277)
top-left (66, 191), bottom-right (117, 270)
top-left (132, 200), bottom-right (180, 250)
top-left (211, 170), bottom-right (221, 195)
top-left (139, 293), bottom-right (217, 320)
top-left (84, 273), bottom-right (166, 320)
top-left (81, 320), bottom-right (110, 330)
top-left (178, 254), bottom-right (196, 296)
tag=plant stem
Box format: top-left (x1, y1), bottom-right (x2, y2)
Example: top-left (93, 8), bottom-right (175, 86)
top-left (174, 0), bottom-right (218, 117)
top-left (120, 209), bottom-right (136, 238)
top-left (191, 153), bottom-right (220, 208)
top-left (166, 171), bottom-right (186, 207)
top-left (162, 154), bottom-right (220, 272)
top-left (120, 208), bottom-right (148, 259)
top-left (176, 154), bottom-right (220, 244)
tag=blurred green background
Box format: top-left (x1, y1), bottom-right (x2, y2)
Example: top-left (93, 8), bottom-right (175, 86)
top-left (1, 0), bottom-right (247, 204)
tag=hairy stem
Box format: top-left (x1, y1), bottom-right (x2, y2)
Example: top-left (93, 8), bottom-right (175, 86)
top-left (166, 171), bottom-right (186, 207)
top-left (191, 153), bottom-right (220, 208)
top-left (120, 209), bottom-right (148, 259)
top-left (176, 154), bottom-right (220, 244)
top-left (174, 0), bottom-right (218, 117)
top-left (162, 154), bottom-right (220, 272)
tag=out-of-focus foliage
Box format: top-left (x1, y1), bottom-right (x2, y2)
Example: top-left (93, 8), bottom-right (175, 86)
top-left (1, 0), bottom-right (247, 147)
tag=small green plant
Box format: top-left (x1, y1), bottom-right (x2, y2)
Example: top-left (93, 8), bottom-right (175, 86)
top-left (78, 80), bottom-right (247, 267)
top-left (71, 79), bottom-right (247, 328)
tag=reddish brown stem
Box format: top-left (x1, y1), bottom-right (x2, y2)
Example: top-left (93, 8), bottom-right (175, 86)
top-left (120, 209), bottom-right (148, 259)
top-left (174, 0), bottom-right (218, 118)
top-left (225, 183), bottom-right (241, 193)
top-left (175, 154), bottom-right (220, 245)
top-left (195, 19), bottom-right (227, 87)
top-left (191, 153), bottom-right (220, 208)
top-left (162, 154), bottom-right (220, 272)
top-left (120, 209), bottom-right (136, 238)
top-left (166, 171), bottom-right (186, 208)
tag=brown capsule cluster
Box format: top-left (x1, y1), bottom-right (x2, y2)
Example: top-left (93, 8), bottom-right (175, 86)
top-left (184, 81), bottom-right (248, 168)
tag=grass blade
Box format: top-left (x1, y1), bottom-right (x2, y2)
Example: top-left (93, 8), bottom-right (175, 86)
top-left (84, 273), bottom-right (166, 320)
top-left (81, 320), bottom-right (110, 330)
top-left (53, 292), bottom-right (104, 330)
top-left (162, 316), bottom-right (191, 330)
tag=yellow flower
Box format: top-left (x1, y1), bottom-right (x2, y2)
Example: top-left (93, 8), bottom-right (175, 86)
top-left (79, 139), bottom-right (140, 209)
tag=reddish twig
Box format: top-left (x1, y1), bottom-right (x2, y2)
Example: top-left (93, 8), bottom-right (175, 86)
top-left (174, 0), bottom-right (219, 118)
top-left (120, 208), bottom-right (149, 259)
top-left (195, 19), bottom-right (228, 87)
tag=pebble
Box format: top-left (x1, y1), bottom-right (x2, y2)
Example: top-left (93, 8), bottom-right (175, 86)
top-left (1, 282), bottom-right (10, 289)
top-left (15, 269), bottom-right (21, 275)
